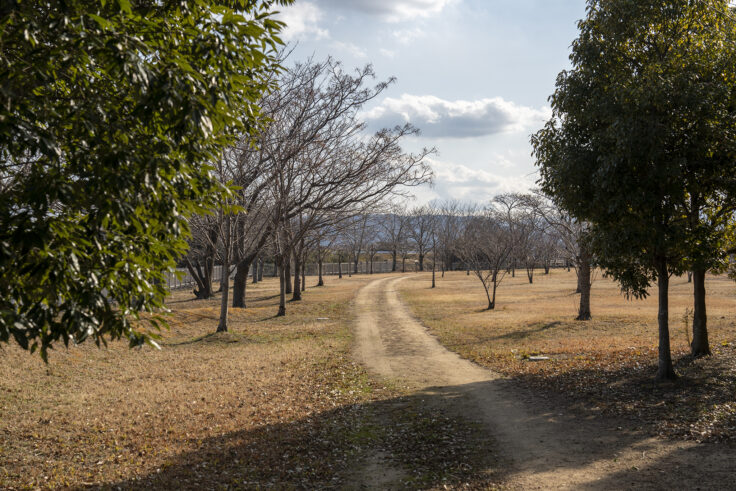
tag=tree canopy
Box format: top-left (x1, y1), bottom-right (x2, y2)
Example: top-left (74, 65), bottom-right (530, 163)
top-left (0, 0), bottom-right (290, 359)
top-left (532, 0), bottom-right (736, 379)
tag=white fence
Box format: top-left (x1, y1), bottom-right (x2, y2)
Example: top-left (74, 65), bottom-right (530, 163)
top-left (164, 260), bottom-right (398, 290)
top-left (164, 258), bottom-right (571, 291)
top-left (165, 264), bottom-right (235, 290)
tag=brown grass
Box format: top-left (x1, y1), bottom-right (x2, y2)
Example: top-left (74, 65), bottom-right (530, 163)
top-left (0, 275), bottom-right (396, 489)
top-left (0, 273), bottom-right (501, 490)
top-left (399, 269), bottom-right (736, 442)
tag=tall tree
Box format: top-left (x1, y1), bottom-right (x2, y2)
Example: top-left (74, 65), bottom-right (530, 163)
top-left (260, 59), bottom-right (432, 316)
top-left (0, 0), bottom-right (289, 358)
top-left (532, 0), bottom-right (736, 379)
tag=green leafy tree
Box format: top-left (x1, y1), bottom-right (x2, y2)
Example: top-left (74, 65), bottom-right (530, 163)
top-left (0, 0), bottom-right (290, 359)
top-left (532, 0), bottom-right (736, 380)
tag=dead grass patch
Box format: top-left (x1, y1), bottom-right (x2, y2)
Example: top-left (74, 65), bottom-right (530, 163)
top-left (0, 275), bottom-right (391, 489)
top-left (399, 270), bottom-right (736, 443)
top-left (1, 273), bottom-right (502, 489)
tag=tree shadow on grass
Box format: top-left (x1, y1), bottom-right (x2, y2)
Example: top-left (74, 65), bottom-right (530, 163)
top-left (510, 345), bottom-right (736, 445)
top-left (248, 293), bottom-right (281, 302)
top-left (446, 321), bottom-right (565, 349)
top-left (165, 296), bottom-right (202, 305)
top-left (91, 370), bottom-right (736, 490)
top-left (95, 390), bottom-right (504, 490)
top-left (501, 350), bottom-right (736, 489)
top-left (164, 332), bottom-right (248, 347)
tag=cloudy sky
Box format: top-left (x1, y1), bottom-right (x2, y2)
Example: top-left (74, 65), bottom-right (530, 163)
top-left (276, 0), bottom-right (587, 204)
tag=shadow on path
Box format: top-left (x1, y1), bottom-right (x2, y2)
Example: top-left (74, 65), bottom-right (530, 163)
top-left (93, 376), bottom-right (734, 490)
top-left (351, 275), bottom-right (736, 489)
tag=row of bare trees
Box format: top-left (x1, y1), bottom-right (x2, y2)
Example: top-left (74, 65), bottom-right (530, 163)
top-left (183, 58), bottom-right (433, 331)
top-left (451, 193), bottom-right (592, 319)
top-left (180, 57), bottom-right (594, 331)
top-left (306, 193), bottom-right (593, 320)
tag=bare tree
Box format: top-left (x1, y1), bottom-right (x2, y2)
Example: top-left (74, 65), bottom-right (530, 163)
top-left (256, 58), bottom-right (433, 316)
top-left (343, 213), bottom-right (370, 274)
top-left (407, 206), bottom-right (435, 272)
top-left (366, 240), bottom-right (380, 274)
top-left (515, 212), bottom-right (544, 284)
top-left (427, 204), bottom-right (441, 288)
top-left (538, 231), bottom-right (560, 275)
top-left (527, 192), bottom-right (593, 320)
top-left (456, 204), bottom-right (514, 310)
top-left (221, 138), bottom-right (276, 309)
top-left (378, 202), bottom-right (410, 272)
top-left (306, 215), bottom-right (344, 286)
top-left (185, 215), bottom-right (219, 299)
top-left (435, 199), bottom-right (462, 277)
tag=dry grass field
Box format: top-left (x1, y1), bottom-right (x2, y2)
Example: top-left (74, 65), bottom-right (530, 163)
top-left (399, 269), bottom-right (736, 442)
top-left (0, 273), bottom-right (498, 490)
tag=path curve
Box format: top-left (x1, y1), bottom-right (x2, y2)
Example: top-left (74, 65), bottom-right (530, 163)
top-left (353, 275), bottom-right (715, 489)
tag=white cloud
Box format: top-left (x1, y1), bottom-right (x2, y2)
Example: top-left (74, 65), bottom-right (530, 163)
top-left (379, 48), bottom-right (396, 59)
top-left (424, 158), bottom-right (536, 203)
top-left (276, 2), bottom-right (329, 41)
top-left (362, 94), bottom-right (551, 138)
top-left (331, 41), bottom-right (368, 59)
top-left (492, 153), bottom-right (519, 170)
top-left (392, 27), bottom-right (425, 44)
top-left (316, 0), bottom-right (454, 22)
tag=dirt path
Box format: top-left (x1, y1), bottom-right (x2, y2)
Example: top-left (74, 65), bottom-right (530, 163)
top-left (354, 276), bottom-right (733, 489)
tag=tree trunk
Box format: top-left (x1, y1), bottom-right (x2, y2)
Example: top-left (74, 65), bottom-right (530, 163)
top-left (418, 253), bottom-right (424, 271)
top-left (691, 269), bottom-right (710, 357)
top-left (258, 258), bottom-right (264, 281)
top-left (318, 258), bottom-right (324, 286)
top-left (338, 256), bottom-right (343, 279)
top-left (370, 256), bottom-right (374, 274)
top-left (431, 258), bottom-right (436, 288)
top-left (252, 258), bottom-right (258, 284)
top-left (687, 271), bottom-right (692, 283)
top-left (205, 256), bottom-right (214, 294)
top-left (217, 215), bottom-right (231, 333)
top-left (511, 259), bottom-right (515, 278)
top-left (576, 253), bottom-right (591, 320)
top-left (487, 272), bottom-right (498, 310)
top-left (185, 258), bottom-right (213, 299)
top-left (656, 259), bottom-right (677, 381)
top-left (484, 285), bottom-right (493, 310)
top-left (285, 258), bottom-right (292, 294)
top-left (402, 257), bottom-right (406, 272)
top-left (544, 260), bottom-right (550, 274)
top-left (301, 258), bottom-right (305, 292)
top-left (277, 256), bottom-right (286, 316)
top-left (272, 258), bottom-right (278, 277)
top-left (353, 257), bottom-right (359, 274)
top-left (391, 250), bottom-right (397, 272)
top-left (217, 260), bottom-right (230, 332)
top-left (292, 251), bottom-right (301, 301)
top-left (490, 280), bottom-right (498, 310)
top-left (232, 256), bottom-right (254, 308)
top-left (527, 267), bottom-right (533, 284)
